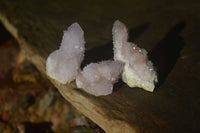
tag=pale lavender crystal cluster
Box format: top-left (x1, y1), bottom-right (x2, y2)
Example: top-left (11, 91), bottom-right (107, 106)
top-left (112, 20), bottom-right (157, 92)
top-left (46, 20), bottom-right (158, 96)
top-left (46, 23), bottom-right (85, 84)
top-left (76, 61), bottom-right (123, 96)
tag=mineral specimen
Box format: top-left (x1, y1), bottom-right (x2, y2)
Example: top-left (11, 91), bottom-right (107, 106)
top-left (46, 23), bottom-right (85, 84)
top-left (112, 20), bottom-right (157, 92)
top-left (76, 60), bottom-right (123, 96)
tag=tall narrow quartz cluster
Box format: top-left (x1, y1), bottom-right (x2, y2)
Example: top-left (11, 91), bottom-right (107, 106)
top-left (76, 61), bottom-right (123, 96)
top-left (46, 23), bottom-right (85, 84)
top-left (112, 20), bottom-right (157, 92)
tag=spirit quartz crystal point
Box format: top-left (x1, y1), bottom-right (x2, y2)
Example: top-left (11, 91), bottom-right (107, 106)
top-left (76, 60), bottom-right (123, 96)
top-left (46, 23), bottom-right (85, 84)
top-left (112, 20), bottom-right (158, 92)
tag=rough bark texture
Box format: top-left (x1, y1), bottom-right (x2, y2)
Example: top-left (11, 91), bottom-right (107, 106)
top-left (0, 0), bottom-right (200, 132)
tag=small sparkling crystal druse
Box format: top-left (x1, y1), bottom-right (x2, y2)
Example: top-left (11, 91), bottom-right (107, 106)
top-left (76, 60), bottom-right (123, 96)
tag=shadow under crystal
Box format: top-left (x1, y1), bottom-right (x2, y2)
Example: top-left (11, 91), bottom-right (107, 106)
top-left (148, 21), bottom-right (185, 89)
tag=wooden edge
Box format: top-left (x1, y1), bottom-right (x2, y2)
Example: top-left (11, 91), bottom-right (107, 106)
top-left (0, 13), bottom-right (137, 133)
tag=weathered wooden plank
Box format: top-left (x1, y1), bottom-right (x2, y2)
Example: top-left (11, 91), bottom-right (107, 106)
top-left (0, 0), bottom-right (200, 132)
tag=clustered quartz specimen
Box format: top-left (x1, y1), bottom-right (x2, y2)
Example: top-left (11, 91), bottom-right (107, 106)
top-left (46, 20), bottom-right (158, 96)
top-left (76, 61), bottom-right (123, 96)
top-left (112, 20), bottom-right (158, 92)
top-left (46, 23), bottom-right (85, 84)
